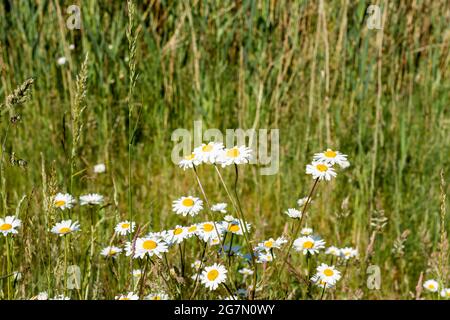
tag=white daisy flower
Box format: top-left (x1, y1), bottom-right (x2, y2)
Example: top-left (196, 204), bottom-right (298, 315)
top-left (223, 215), bottom-right (235, 222)
top-left (166, 226), bottom-right (188, 244)
top-left (0, 216), bottom-right (21, 236)
top-left (285, 208), bottom-right (302, 219)
top-left (256, 251), bottom-right (274, 263)
top-left (186, 224), bottom-right (200, 238)
top-left (297, 197), bottom-right (311, 207)
top-left (211, 203), bottom-right (227, 213)
top-left (314, 263), bottom-right (341, 285)
top-left (222, 218), bottom-right (251, 236)
top-left (145, 292), bottom-right (169, 300)
top-left (197, 222), bottom-right (224, 242)
top-left (93, 163), bottom-right (106, 173)
top-left (172, 196), bottom-right (203, 217)
top-left (79, 193), bottom-right (104, 206)
top-left (306, 161), bottom-right (337, 181)
top-left (238, 268), bottom-right (254, 277)
top-left (209, 237), bottom-right (222, 246)
top-left (300, 227), bottom-right (313, 236)
top-left (423, 279), bottom-right (439, 292)
top-left (200, 263), bottom-right (227, 291)
top-left (178, 153), bottom-right (201, 170)
top-left (217, 145), bottom-right (252, 167)
top-left (325, 246), bottom-right (341, 256)
top-left (53, 193), bottom-right (76, 210)
top-left (36, 292), bottom-right (49, 300)
top-left (132, 269), bottom-right (142, 279)
top-left (69, 44), bottom-right (75, 50)
top-left (256, 236), bottom-right (287, 251)
top-left (115, 221), bottom-right (135, 236)
top-left (313, 149), bottom-right (350, 168)
top-left (193, 142), bottom-right (224, 164)
top-left (340, 247), bottom-right (358, 260)
top-left (133, 237), bottom-right (168, 259)
top-left (293, 236), bottom-right (325, 255)
top-left (100, 246), bottom-right (122, 258)
top-left (115, 292), bottom-right (139, 300)
top-left (311, 276), bottom-right (335, 289)
top-left (51, 220), bottom-right (80, 236)
top-left (57, 56), bottom-right (67, 65)
top-left (440, 288), bottom-right (450, 298)
top-left (191, 260), bottom-right (202, 270)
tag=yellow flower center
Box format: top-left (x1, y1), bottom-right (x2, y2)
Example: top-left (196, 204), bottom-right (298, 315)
top-left (428, 284), bottom-right (435, 289)
top-left (121, 223), bottom-right (130, 229)
top-left (152, 296), bottom-right (161, 300)
top-left (182, 198), bottom-right (195, 207)
top-left (324, 150), bottom-right (337, 158)
top-left (207, 269), bottom-right (219, 281)
top-left (109, 250), bottom-right (116, 256)
top-left (203, 223), bottom-right (214, 232)
top-left (188, 225), bottom-right (197, 233)
top-left (324, 269), bottom-right (334, 277)
top-left (173, 228), bottom-right (183, 235)
top-left (0, 223), bottom-right (12, 231)
top-left (202, 144), bottom-right (213, 152)
top-left (264, 241), bottom-right (273, 248)
top-left (226, 148), bottom-right (240, 158)
top-left (303, 241), bottom-right (314, 249)
top-left (316, 164), bottom-right (328, 172)
top-left (185, 153), bottom-right (195, 160)
top-left (55, 200), bottom-right (66, 207)
top-left (59, 227), bottom-right (71, 234)
top-left (228, 224), bottom-right (240, 232)
top-left (142, 240), bottom-right (157, 250)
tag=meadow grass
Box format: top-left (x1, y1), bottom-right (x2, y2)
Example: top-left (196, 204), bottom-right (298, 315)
top-left (0, 0), bottom-right (449, 300)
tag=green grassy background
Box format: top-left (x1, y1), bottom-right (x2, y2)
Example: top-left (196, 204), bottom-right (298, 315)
top-left (0, 0), bottom-right (449, 299)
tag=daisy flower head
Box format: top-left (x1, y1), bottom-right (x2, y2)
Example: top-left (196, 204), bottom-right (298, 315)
top-left (256, 251), bottom-right (274, 263)
top-left (172, 196), bottom-right (203, 217)
top-left (186, 224), bottom-right (200, 238)
top-left (178, 153), bottom-right (201, 170)
top-left (0, 216), bottom-right (21, 236)
top-left (115, 292), bottom-right (139, 300)
top-left (340, 247), bottom-right (358, 260)
top-left (115, 221), bottom-right (135, 236)
top-left (53, 193), bottom-right (76, 210)
top-left (314, 263), bottom-right (341, 285)
top-left (325, 246), bottom-right (341, 257)
top-left (36, 292), bottom-right (49, 300)
top-left (238, 268), bottom-right (254, 277)
top-left (57, 56), bottom-right (67, 65)
top-left (200, 263), bottom-right (227, 291)
top-left (222, 218), bottom-right (251, 236)
top-left (440, 288), bottom-right (450, 299)
top-left (100, 246), bottom-right (122, 258)
top-left (191, 260), bottom-right (202, 270)
top-left (217, 145), bottom-right (253, 167)
top-left (198, 222), bottom-right (224, 242)
top-left (293, 236), bottom-right (325, 255)
top-left (300, 227), bottom-right (314, 236)
top-left (211, 202), bottom-right (227, 213)
top-left (306, 161), bottom-right (337, 181)
top-left (51, 220), bottom-right (80, 236)
top-left (145, 292), bottom-right (169, 300)
top-left (285, 208), bottom-right (302, 219)
top-left (313, 148), bottom-right (350, 168)
top-left (193, 142), bottom-right (224, 164)
top-left (209, 237), bottom-right (221, 246)
top-left (93, 163), bottom-right (106, 173)
top-left (256, 236), bottom-right (287, 252)
top-left (297, 196), bottom-right (311, 207)
top-left (166, 226), bottom-right (188, 245)
top-left (311, 276), bottom-right (335, 289)
top-left (132, 269), bottom-right (142, 279)
top-left (79, 193), bottom-right (103, 206)
top-left (134, 237), bottom-right (168, 259)
top-left (423, 279), bottom-right (439, 292)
